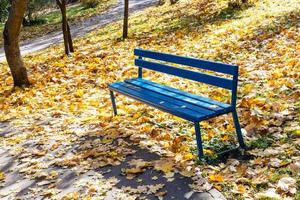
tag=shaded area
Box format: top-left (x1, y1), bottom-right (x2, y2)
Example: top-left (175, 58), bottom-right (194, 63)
top-left (0, 121), bottom-right (224, 199)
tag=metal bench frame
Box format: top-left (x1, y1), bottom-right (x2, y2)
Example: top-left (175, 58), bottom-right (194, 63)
top-left (108, 49), bottom-right (246, 160)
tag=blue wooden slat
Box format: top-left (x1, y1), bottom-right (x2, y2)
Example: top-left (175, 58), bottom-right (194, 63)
top-left (134, 48), bottom-right (237, 75)
top-left (135, 59), bottom-right (233, 90)
top-left (109, 82), bottom-right (204, 121)
top-left (125, 79), bottom-right (224, 112)
top-left (129, 78), bottom-right (231, 109)
top-left (123, 82), bottom-right (216, 115)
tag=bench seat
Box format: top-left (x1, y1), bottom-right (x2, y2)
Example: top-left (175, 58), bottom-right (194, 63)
top-left (109, 78), bottom-right (232, 122)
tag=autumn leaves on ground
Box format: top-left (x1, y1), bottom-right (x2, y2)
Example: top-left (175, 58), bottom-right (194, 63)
top-left (0, 0), bottom-right (299, 199)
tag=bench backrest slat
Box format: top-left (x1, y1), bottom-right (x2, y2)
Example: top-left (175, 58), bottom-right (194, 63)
top-left (135, 59), bottom-right (233, 90)
top-left (134, 48), bottom-right (237, 75)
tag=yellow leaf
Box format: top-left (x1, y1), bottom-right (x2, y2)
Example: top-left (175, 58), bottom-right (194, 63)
top-left (183, 152), bottom-right (194, 160)
top-left (292, 130), bottom-right (300, 137)
top-left (154, 159), bottom-right (174, 173)
top-left (126, 168), bottom-right (144, 174)
top-left (207, 129), bottom-right (215, 139)
top-left (0, 171), bottom-right (5, 181)
top-left (221, 135), bottom-right (230, 142)
top-left (215, 185), bottom-right (222, 190)
top-left (243, 84), bottom-right (254, 93)
top-left (74, 89), bottom-right (84, 98)
top-left (108, 150), bottom-right (118, 156)
top-left (237, 184), bottom-right (246, 193)
top-left (204, 149), bottom-right (214, 155)
top-left (209, 174), bottom-right (224, 182)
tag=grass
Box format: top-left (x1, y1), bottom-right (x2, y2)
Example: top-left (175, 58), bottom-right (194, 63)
top-left (0, 0), bottom-right (117, 46)
top-left (41, 0), bottom-right (117, 24)
top-left (248, 136), bottom-right (274, 149)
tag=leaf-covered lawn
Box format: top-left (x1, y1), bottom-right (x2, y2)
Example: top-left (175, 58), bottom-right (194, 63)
top-left (0, 0), bottom-right (299, 199)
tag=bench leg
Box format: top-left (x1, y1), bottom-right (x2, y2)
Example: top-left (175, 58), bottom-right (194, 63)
top-left (232, 110), bottom-right (246, 149)
top-left (194, 122), bottom-right (204, 160)
top-left (110, 90), bottom-right (117, 116)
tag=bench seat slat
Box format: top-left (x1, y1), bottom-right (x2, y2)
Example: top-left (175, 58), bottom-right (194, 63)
top-left (126, 78), bottom-right (231, 109)
top-left (126, 79), bottom-right (227, 111)
top-left (135, 59), bottom-right (233, 90)
top-left (109, 81), bottom-right (232, 121)
top-left (126, 79), bottom-right (221, 112)
top-left (123, 82), bottom-right (216, 116)
top-left (134, 48), bottom-right (237, 75)
top-left (109, 82), bottom-right (205, 121)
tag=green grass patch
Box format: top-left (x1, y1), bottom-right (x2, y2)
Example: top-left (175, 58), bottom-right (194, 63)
top-left (247, 136), bottom-right (274, 149)
top-left (40, 4), bottom-right (89, 24)
top-left (37, 0), bottom-right (117, 25)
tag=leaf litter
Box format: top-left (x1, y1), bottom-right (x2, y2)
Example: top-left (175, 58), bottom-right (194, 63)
top-left (0, 0), bottom-right (299, 199)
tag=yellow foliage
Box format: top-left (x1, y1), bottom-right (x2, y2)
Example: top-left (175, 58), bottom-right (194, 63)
top-left (154, 159), bottom-right (174, 173)
top-left (209, 174), bottom-right (224, 182)
top-left (0, 171), bottom-right (5, 181)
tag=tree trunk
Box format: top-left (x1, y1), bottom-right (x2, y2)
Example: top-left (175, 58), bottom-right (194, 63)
top-left (62, 10), bottom-right (69, 55)
top-left (67, 23), bottom-right (74, 53)
top-left (3, 0), bottom-right (30, 87)
top-left (56, 0), bottom-right (74, 55)
top-left (61, 0), bottom-right (69, 54)
top-left (170, 0), bottom-right (179, 5)
top-left (123, 0), bottom-right (129, 39)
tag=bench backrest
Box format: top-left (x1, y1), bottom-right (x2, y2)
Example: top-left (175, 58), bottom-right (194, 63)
top-left (134, 48), bottom-right (239, 106)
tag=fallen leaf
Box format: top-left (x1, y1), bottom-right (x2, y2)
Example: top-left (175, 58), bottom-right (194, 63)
top-left (209, 174), bottom-right (224, 182)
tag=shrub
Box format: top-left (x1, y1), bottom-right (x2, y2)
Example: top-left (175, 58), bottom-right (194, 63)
top-left (228, 0), bottom-right (249, 9)
top-left (0, 0), bottom-right (9, 22)
top-left (82, 0), bottom-right (99, 8)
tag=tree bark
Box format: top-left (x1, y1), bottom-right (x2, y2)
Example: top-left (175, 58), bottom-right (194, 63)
top-left (56, 0), bottom-right (73, 55)
top-left (67, 23), bottom-right (74, 53)
top-left (3, 0), bottom-right (30, 87)
top-left (170, 0), bottom-right (179, 5)
top-left (123, 0), bottom-right (129, 39)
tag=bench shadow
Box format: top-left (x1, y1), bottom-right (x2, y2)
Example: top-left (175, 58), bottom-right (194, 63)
top-left (0, 119), bottom-right (210, 199)
top-left (97, 140), bottom-right (195, 199)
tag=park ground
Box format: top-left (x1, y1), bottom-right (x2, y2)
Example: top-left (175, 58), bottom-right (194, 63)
top-left (0, 0), bottom-right (299, 199)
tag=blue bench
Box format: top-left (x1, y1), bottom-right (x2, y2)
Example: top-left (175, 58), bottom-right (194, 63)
top-left (108, 49), bottom-right (246, 160)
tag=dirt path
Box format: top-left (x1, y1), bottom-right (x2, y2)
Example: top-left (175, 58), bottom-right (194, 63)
top-left (0, 0), bottom-right (158, 62)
